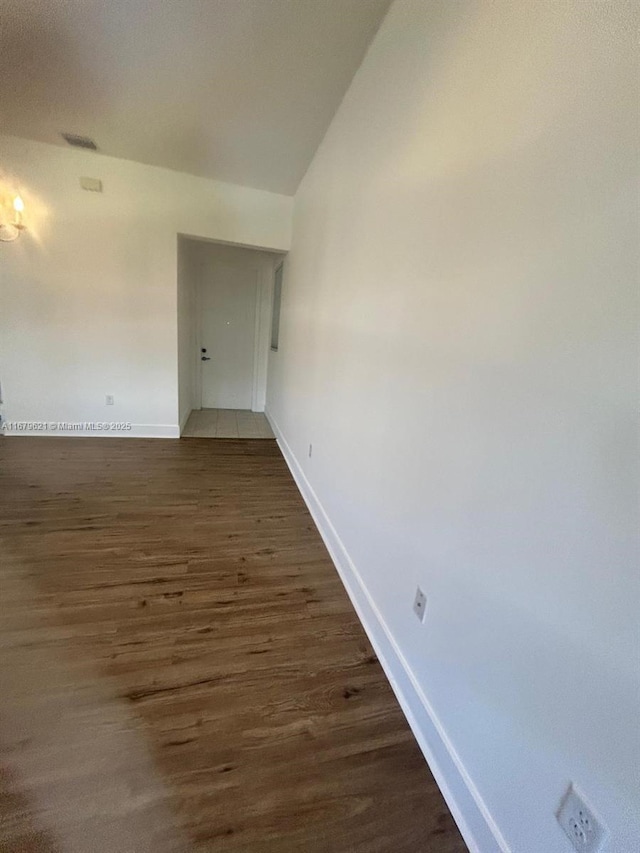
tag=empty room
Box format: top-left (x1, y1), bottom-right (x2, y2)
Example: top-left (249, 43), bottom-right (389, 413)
top-left (0, 2), bottom-right (637, 852)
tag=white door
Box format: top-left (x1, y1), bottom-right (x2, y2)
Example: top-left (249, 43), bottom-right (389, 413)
top-left (200, 265), bottom-right (257, 409)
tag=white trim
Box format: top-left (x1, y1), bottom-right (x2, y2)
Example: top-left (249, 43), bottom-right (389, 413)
top-left (2, 424), bottom-right (180, 439)
top-left (265, 407), bottom-right (510, 853)
top-left (250, 273), bottom-right (261, 411)
top-left (269, 259), bottom-right (284, 354)
top-left (179, 408), bottom-right (191, 435)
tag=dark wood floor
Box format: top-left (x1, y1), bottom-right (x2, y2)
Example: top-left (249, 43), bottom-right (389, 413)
top-left (0, 437), bottom-right (467, 853)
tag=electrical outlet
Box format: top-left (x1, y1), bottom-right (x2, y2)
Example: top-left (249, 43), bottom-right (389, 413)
top-left (105, 395), bottom-right (114, 405)
top-left (308, 443), bottom-right (312, 457)
top-left (557, 785), bottom-right (606, 852)
top-left (413, 587), bottom-right (426, 622)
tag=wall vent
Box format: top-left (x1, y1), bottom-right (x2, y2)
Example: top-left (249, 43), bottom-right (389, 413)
top-left (61, 133), bottom-right (98, 151)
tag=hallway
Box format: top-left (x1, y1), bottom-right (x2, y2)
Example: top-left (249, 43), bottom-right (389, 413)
top-left (0, 437), bottom-right (466, 853)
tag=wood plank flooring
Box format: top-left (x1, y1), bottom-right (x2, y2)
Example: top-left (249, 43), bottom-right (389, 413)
top-left (0, 437), bottom-right (467, 853)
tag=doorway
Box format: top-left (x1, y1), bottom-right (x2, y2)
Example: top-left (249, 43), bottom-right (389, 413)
top-left (177, 237), bottom-right (283, 437)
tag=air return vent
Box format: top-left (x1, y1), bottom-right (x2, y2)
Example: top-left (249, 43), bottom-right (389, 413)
top-left (61, 133), bottom-right (98, 150)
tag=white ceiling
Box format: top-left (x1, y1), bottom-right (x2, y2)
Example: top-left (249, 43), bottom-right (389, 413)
top-left (0, 0), bottom-right (391, 194)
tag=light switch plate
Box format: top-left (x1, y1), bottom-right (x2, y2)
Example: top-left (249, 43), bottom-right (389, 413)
top-left (80, 176), bottom-right (103, 192)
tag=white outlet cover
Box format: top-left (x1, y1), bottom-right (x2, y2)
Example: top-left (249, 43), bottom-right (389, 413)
top-left (557, 785), bottom-right (607, 852)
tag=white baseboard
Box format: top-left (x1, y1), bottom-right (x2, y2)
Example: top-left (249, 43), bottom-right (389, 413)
top-left (133, 424), bottom-right (181, 439)
top-left (2, 423), bottom-right (180, 439)
top-left (265, 407), bottom-right (508, 853)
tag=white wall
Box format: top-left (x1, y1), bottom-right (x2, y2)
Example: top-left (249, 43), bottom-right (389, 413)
top-left (0, 135), bottom-right (292, 436)
top-left (267, 2), bottom-right (639, 851)
top-left (177, 237), bottom-right (198, 430)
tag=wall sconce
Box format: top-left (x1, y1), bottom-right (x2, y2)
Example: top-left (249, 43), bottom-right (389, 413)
top-left (0, 195), bottom-right (26, 242)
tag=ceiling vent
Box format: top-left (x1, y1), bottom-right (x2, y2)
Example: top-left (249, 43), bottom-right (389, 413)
top-left (61, 133), bottom-right (98, 151)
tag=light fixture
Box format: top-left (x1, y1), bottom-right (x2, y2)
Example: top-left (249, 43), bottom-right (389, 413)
top-left (0, 195), bottom-right (26, 242)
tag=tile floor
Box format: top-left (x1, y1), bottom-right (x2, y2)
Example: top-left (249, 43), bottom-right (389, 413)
top-left (182, 408), bottom-right (275, 439)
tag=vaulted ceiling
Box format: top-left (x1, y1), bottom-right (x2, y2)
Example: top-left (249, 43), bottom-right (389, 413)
top-left (0, 0), bottom-right (391, 194)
